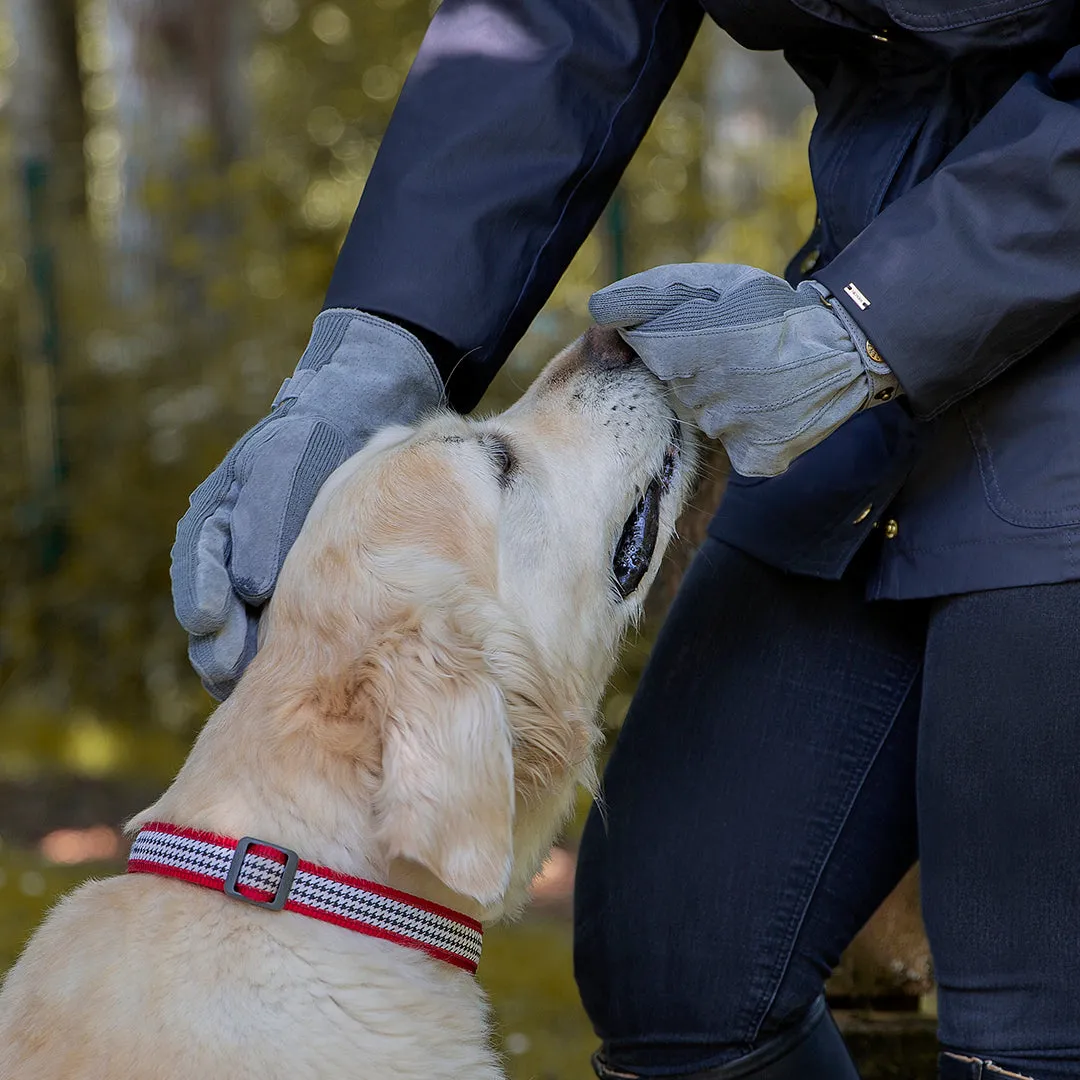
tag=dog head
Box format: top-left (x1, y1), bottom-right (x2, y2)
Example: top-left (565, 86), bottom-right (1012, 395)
top-left (256, 328), bottom-right (695, 916)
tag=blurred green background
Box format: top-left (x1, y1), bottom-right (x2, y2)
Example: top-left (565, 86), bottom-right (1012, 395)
top-left (0, 2), bottom-right (820, 1076)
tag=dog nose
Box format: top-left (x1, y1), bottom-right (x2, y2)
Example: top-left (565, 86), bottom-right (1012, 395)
top-left (581, 326), bottom-right (640, 371)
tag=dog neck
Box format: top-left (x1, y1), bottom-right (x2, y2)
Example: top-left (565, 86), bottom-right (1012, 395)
top-left (129, 648), bottom-right (489, 924)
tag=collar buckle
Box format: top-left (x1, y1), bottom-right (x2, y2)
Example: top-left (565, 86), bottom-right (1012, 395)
top-left (224, 836), bottom-right (299, 910)
top-left (129, 823), bottom-right (483, 972)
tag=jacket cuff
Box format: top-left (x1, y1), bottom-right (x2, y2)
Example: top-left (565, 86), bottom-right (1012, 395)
top-left (801, 280), bottom-right (900, 408)
top-left (813, 254), bottom-right (943, 417)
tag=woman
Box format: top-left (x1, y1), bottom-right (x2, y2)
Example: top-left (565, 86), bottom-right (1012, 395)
top-left (172, 2), bottom-right (1080, 1076)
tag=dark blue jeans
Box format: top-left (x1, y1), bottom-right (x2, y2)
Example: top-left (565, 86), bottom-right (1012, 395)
top-left (574, 538), bottom-right (1080, 1080)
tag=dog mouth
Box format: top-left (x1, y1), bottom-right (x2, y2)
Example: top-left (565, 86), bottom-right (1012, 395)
top-left (612, 427), bottom-right (682, 599)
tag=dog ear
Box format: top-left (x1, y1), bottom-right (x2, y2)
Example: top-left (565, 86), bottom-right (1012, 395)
top-left (372, 614), bottom-right (514, 907)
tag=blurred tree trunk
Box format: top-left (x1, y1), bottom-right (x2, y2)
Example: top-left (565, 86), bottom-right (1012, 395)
top-left (106, 0), bottom-right (253, 301)
top-left (9, 0), bottom-right (87, 574)
top-left (9, 0), bottom-right (87, 217)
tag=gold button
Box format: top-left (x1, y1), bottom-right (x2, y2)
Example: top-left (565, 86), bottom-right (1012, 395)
top-left (874, 386), bottom-right (895, 402)
top-left (865, 340), bottom-right (884, 364)
top-left (884, 518), bottom-right (899, 539)
top-left (852, 504), bottom-right (873, 525)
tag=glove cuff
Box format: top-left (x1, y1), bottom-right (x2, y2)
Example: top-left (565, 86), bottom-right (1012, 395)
top-left (273, 309), bottom-right (445, 417)
top-left (304, 309), bottom-right (443, 386)
top-left (800, 281), bottom-right (901, 408)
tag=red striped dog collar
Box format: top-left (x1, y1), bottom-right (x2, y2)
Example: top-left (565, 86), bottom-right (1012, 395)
top-left (128, 822), bottom-right (483, 973)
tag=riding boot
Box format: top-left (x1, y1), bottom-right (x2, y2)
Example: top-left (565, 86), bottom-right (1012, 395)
top-left (592, 997), bottom-right (861, 1079)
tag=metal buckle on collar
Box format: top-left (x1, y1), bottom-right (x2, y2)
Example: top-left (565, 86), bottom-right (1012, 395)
top-left (224, 836), bottom-right (299, 910)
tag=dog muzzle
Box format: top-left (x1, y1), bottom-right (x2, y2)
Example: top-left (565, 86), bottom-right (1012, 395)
top-left (128, 822), bottom-right (483, 973)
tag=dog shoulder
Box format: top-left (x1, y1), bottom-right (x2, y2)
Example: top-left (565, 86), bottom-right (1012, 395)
top-left (0, 876), bottom-right (150, 1077)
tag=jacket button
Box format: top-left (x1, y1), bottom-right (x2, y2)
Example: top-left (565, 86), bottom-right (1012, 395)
top-left (884, 518), bottom-right (899, 539)
top-left (874, 386), bottom-right (895, 402)
top-left (852, 504), bottom-right (873, 525)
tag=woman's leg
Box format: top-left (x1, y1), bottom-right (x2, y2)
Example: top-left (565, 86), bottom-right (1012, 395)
top-left (920, 582), bottom-right (1080, 1080)
top-left (573, 538), bottom-right (927, 1077)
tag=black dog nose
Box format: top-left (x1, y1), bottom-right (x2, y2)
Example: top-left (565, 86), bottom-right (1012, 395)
top-left (581, 326), bottom-right (640, 371)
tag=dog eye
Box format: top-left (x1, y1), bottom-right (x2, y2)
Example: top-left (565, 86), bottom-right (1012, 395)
top-left (480, 434), bottom-right (516, 486)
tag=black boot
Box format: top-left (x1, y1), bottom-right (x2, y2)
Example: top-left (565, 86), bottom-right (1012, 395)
top-left (592, 997), bottom-right (861, 1079)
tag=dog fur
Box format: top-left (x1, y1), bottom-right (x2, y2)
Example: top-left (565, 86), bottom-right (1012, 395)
top-left (0, 329), bottom-right (694, 1079)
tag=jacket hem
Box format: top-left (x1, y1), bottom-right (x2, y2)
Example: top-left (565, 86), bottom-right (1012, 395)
top-left (868, 527), bottom-right (1080, 600)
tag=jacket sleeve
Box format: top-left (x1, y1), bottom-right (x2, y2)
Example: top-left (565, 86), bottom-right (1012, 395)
top-left (324, 0), bottom-right (703, 411)
top-left (814, 45), bottom-right (1080, 419)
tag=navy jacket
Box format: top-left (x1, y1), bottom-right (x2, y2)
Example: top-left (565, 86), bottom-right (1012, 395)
top-left (326, 0), bottom-right (1080, 599)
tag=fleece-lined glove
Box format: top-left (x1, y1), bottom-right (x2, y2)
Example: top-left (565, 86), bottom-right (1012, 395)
top-left (171, 310), bottom-right (443, 700)
top-left (589, 263), bottom-right (899, 477)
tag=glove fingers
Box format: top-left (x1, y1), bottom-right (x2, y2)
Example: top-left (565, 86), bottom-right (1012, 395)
top-left (637, 278), bottom-right (816, 333)
top-left (172, 467), bottom-right (241, 636)
top-left (717, 379), bottom-right (868, 478)
top-left (618, 322), bottom-right (736, 382)
top-left (171, 410), bottom-right (283, 634)
top-left (590, 264), bottom-right (763, 327)
top-left (229, 417), bottom-right (348, 604)
top-left (188, 600), bottom-right (261, 701)
top-left (621, 304), bottom-right (847, 379)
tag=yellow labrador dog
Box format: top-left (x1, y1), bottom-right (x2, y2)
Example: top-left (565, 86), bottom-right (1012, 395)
top-left (0, 328), bottom-right (694, 1080)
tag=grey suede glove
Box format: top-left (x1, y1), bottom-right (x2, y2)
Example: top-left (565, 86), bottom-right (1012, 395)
top-left (171, 310), bottom-right (443, 700)
top-left (589, 264), bottom-right (899, 477)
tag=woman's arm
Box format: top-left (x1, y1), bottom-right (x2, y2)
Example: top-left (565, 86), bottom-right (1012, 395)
top-left (815, 45), bottom-right (1080, 418)
top-left (325, 0), bottom-right (703, 410)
